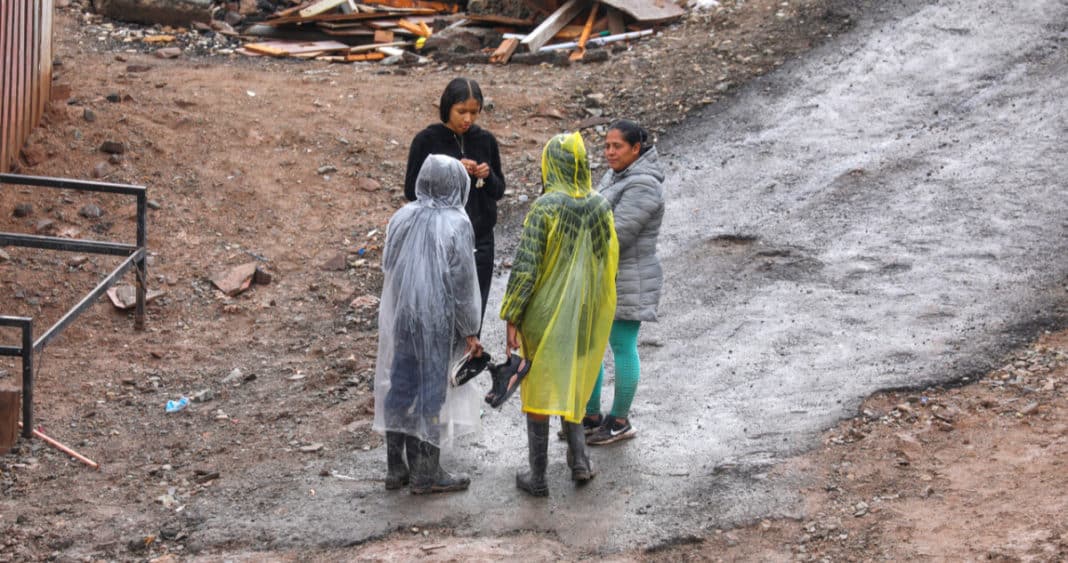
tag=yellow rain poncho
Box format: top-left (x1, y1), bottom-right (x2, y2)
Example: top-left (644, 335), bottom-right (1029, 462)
top-left (499, 132), bottom-right (619, 422)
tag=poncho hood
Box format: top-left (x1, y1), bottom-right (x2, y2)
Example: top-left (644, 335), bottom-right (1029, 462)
top-left (541, 132), bottom-right (592, 198)
top-left (415, 153), bottom-right (471, 208)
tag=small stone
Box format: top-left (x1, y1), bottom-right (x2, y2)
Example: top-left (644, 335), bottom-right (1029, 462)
top-left (91, 162), bottom-right (109, 178)
top-left (34, 219), bottom-right (55, 234)
top-left (109, 153), bottom-right (122, 165)
top-left (68, 255), bottom-right (89, 267)
top-left (932, 405), bottom-right (959, 422)
top-left (159, 524), bottom-right (181, 540)
top-left (221, 368), bottom-right (242, 384)
top-left (147, 199), bottom-right (162, 210)
top-left (853, 501), bottom-right (869, 517)
top-left (585, 93), bottom-right (606, 107)
top-left (195, 468), bottom-right (221, 484)
top-left (350, 295), bottom-right (380, 309)
top-left (155, 47), bottom-right (183, 59)
top-left (79, 204), bottom-right (104, 219)
top-left (356, 177), bottom-right (381, 192)
top-left (0, 249), bottom-right (10, 262)
top-left (317, 165), bottom-right (337, 175)
top-left (299, 443), bottom-right (324, 453)
top-left (191, 389), bottom-right (214, 403)
top-left (20, 143), bottom-right (45, 167)
top-left (893, 432), bottom-right (923, 461)
top-left (1020, 402), bottom-right (1040, 416)
top-left (127, 535), bottom-right (154, 553)
top-left (100, 140), bottom-right (125, 154)
top-left (322, 253), bottom-right (347, 271)
top-left (106, 93), bottom-right (121, 103)
top-left (13, 203), bottom-right (32, 217)
top-left (83, 108), bottom-right (96, 122)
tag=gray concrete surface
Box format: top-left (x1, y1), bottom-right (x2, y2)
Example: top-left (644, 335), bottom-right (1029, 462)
top-left (195, 0), bottom-right (1068, 553)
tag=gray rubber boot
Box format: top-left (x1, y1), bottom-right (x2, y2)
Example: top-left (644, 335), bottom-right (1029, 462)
top-left (516, 418), bottom-right (550, 497)
top-left (384, 431), bottom-right (410, 490)
top-left (563, 421), bottom-right (595, 483)
top-left (410, 440), bottom-right (470, 495)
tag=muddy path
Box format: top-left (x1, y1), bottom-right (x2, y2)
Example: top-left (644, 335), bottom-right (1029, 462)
top-left (4, 0), bottom-right (1068, 560)
top-left (184, 0), bottom-right (1068, 555)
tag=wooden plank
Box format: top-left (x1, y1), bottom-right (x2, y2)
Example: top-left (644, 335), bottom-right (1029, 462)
top-left (598, 0), bottom-right (683, 24)
top-left (16, 0), bottom-right (27, 169)
top-left (569, 2), bottom-right (599, 61)
top-left (319, 27), bottom-right (374, 37)
top-left (0, 3), bottom-right (6, 170)
top-left (41, 0), bottom-right (55, 127)
top-left (374, 28), bottom-right (395, 42)
top-left (395, 18), bottom-right (429, 36)
top-left (0, 389), bottom-right (19, 455)
top-left (572, 3), bottom-right (598, 60)
top-left (520, 0), bottom-right (588, 53)
top-left (276, 2), bottom-right (314, 18)
top-left (345, 51), bottom-right (386, 61)
top-left (489, 37), bottom-right (519, 64)
top-left (605, 5), bottom-right (625, 35)
top-left (350, 40), bottom-right (410, 52)
top-left (265, 8), bottom-right (436, 25)
top-left (316, 20), bottom-right (369, 29)
top-left (300, 0), bottom-right (350, 18)
top-left (244, 39), bottom-right (351, 56)
top-left (361, 0), bottom-right (457, 12)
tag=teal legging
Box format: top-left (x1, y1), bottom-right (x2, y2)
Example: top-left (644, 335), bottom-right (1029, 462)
top-left (586, 320), bottom-right (641, 419)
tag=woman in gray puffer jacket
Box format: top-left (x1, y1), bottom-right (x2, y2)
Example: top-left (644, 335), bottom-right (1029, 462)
top-left (584, 120), bottom-right (664, 446)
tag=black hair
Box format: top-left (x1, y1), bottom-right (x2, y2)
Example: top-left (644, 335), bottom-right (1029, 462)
top-left (439, 78), bottom-right (483, 123)
top-left (608, 119), bottom-right (652, 156)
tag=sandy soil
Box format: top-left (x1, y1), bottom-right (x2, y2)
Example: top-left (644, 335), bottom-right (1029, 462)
top-left (3, 0), bottom-right (1065, 561)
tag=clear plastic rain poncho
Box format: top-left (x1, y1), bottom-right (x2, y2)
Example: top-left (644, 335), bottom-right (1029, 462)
top-left (373, 154), bottom-right (482, 448)
top-left (499, 132), bottom-right (619, 422)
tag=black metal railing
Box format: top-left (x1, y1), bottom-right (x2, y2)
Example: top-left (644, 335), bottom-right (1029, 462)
top-left (0, 173), bottom-right (147, 437)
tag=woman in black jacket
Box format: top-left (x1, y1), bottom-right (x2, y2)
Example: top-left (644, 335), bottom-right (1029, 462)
top-left (404, 78), bottom-right (506, 328)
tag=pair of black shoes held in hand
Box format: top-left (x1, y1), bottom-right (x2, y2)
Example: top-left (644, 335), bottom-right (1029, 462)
top-left (453, 352), bottom-right (531, 408)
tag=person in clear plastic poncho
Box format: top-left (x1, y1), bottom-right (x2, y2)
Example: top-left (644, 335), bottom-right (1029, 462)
top-left (373, 154), bottom-right (484, 495)
top-left (499, 132), bottom-right (619, 496)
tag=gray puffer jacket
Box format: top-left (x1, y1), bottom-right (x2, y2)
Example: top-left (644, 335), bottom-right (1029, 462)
top-left (597, 146), bottom-right (664, 322)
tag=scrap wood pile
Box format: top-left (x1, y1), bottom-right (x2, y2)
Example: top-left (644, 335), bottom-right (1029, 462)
top-left (239, 0), bottom-right (685, 64)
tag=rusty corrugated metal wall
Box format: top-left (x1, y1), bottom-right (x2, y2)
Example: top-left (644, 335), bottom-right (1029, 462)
top-left (1, 0), bottom-right (54, 173)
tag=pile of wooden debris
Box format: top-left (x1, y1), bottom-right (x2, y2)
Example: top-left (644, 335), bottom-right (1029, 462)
top-left (238, 0), bottom-right (684, 64)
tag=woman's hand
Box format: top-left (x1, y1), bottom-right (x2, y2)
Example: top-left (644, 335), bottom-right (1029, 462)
top-left (506, 322), bottom-right (521, 356)
top-left (460, 159), bottom-right (490, 180)
top-left (465, 335), bottom-right (482, 357)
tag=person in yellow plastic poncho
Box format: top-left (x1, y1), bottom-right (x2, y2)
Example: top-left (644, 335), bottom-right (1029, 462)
top-left (499, 132), bottom-right (619, 497)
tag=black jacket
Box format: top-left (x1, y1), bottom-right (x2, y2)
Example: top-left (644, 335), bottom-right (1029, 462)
top-left (404, 123), bottom-right (505, 241)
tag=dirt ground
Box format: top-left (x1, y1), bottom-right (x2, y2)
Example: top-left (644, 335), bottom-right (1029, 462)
top-left (2, 0), bottom-right (1066, 560)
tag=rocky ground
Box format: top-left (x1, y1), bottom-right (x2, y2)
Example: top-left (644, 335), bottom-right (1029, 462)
top-left (2, 0), bottom-right (1066, 560)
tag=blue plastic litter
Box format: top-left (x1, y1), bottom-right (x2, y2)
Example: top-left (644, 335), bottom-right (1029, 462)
top-left (166, 397), bottom-right (190, 413)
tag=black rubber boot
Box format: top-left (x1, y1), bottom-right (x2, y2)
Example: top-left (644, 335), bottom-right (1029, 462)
top-left (405, 435), bottom-right (424, 490)
top-left (563, 420), bottom-right (595, 483)
top-left (410, 440), bottom-right (470, 495)
top-left (384, 431), bottom-right (410, 490)
top-left (516, 418), bottom-right (550, 497)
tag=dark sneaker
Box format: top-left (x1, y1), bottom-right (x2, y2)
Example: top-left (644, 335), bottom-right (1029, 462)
top-left (556, 414), bottom-right (602, 440)
top-left (587, 417), bottom-right (636, 446)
